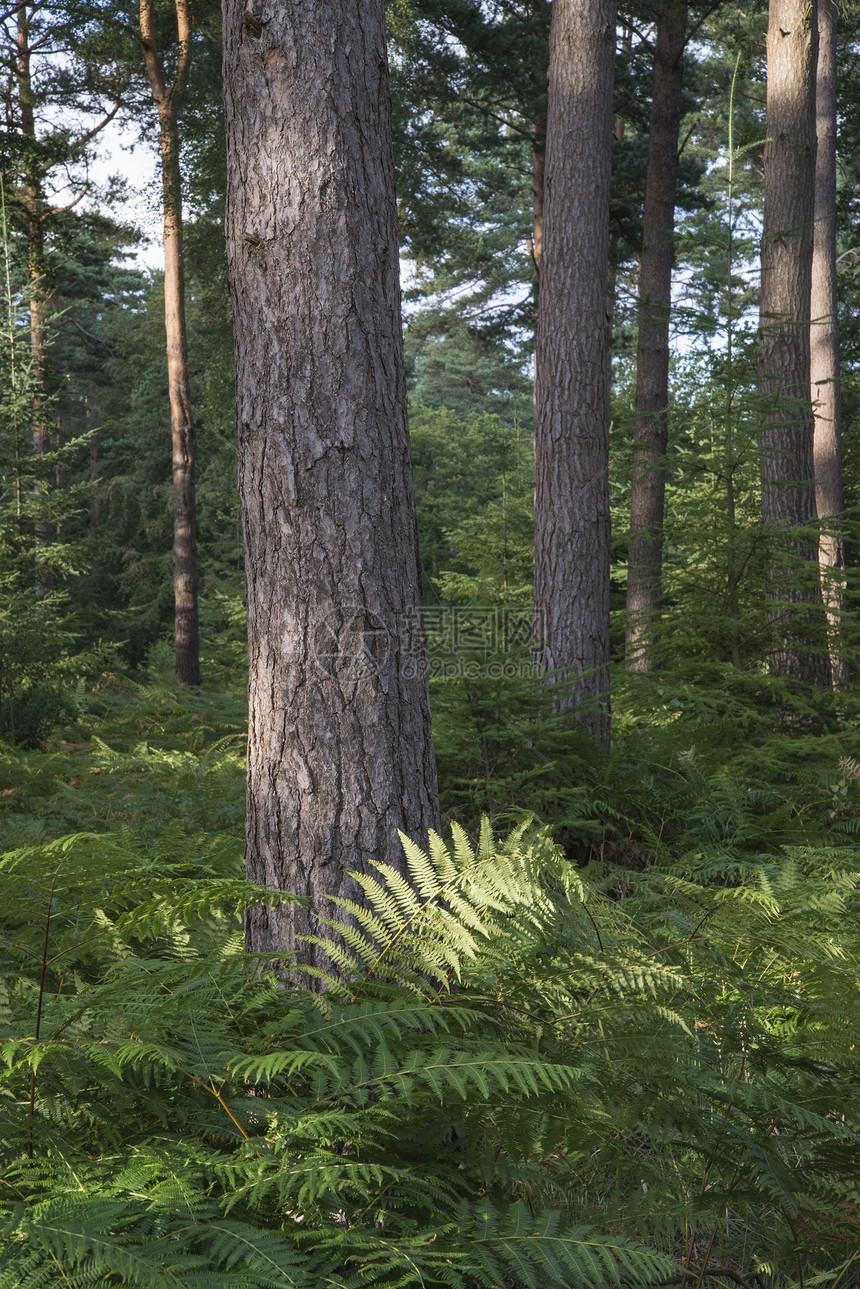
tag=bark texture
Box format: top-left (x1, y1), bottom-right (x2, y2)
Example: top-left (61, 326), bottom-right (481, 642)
top-left (625, 0), bottom-right (687, 672)
top-left (533, 0), bottom-right (615, 743)
top-left (810, 0), bottom-right (846, 681)
top-left (758, 0), bottom-right (827, 684)
top-left (140, 0), bottom-right (201, 688)
top-left (223, 0), bottom-right (440, 970)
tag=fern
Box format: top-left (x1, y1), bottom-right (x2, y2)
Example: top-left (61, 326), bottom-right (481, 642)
top-left (2, 811), bottom-right (859, 1286)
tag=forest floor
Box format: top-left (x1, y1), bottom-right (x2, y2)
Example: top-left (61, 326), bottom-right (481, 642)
top-left (0, 676), bottom-right (248, 852)
top-left (2, 669), bottom-right (860, 1287)
top-left (6, 660), bottom-right (860, 864)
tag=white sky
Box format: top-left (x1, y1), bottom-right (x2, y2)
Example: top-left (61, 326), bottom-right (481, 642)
top-left (85, 118), bottom-right (164, 271)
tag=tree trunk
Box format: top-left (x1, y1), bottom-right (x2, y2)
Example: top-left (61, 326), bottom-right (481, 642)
top-left (17, 6), bottom-right (53, 588)
top-left (606, 25), bottom-right (629, 350)
top-left (160, 110), bottom-right (200, 688)
top-left (758, 0), bottom-right (828, 686)
top-left (810, 0), bottom-right (846, 684)
top-left (140, 0), bottom-right (201, 688)
top-left (530, 0), bottom-right (550, 275)
top-left (625, 0), bottom-right (687, 672)
top-left (87, 386), bottom-right (99, 529)
top-left (223, 0), bottom-right (440, 972)
top-left (533, 0), bottom-right (615, 744)
top-left (532, 116), bottom-right (546, 273)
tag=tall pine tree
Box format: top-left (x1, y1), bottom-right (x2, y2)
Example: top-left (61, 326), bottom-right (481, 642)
top-left (223, 0), bottom-right (439, 972)
top-left (758, 0), bottom-right (829, 685)
top-left (533, 0), bottom-right (615, 742)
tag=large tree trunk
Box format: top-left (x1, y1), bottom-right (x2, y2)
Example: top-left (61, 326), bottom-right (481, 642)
top-left (810, 0), bottom-right (846, 683)
top-left (223, 0), bottom-right (440, 972)
top-left (140, 0), bottom-right (201, 688)
top-left (533, 0), bottom-right (615, 744)
top-left (625, 0), bottom-right (687, 672)
top-left (758, 0), bottom-right (828, 686)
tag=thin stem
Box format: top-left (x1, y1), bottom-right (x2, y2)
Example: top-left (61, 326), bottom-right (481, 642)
top-left (725, 55), bottom-right (742, 668)
top-left (694, 1219), bottom-right (720, 1289)
top-left (28, 866), bottom-right (61, 1159)
top-left (0, 170), bottom-right (22, 524)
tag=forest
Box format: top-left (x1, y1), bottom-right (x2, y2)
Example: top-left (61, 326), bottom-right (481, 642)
top-left (2, 0), bottom-right (860, 1285)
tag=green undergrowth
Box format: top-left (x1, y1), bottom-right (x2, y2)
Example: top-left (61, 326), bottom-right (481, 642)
top-left (433, 659), bottom-right (860, 869)
top-left (0, 675), bottom-right (247, 850)
top-left (1, 817), bottom-right (859, 1288)
top-left (1, 679), bottom-right (860, 1286)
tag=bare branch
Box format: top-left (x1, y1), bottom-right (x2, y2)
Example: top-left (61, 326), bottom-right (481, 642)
top-left (40, 181), bottom-right (89, 221)
top-left (61, 316), bottom-right (115, 353)
top-left (74, 97), bottom-right (122, 149)
top-left (685, 0), bottom-right (730, 49)
top-left (0, 0), bottom-right (27, 27)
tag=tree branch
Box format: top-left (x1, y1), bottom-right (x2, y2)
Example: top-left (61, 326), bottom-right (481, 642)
top-left (74, 97), bottom-right (122, 150)
top-left (171, 0), bottom-right (191, 105)
top-left (685, 0), bottom-right (733, 49)
top-left (40, 182), bottom-right (89, 220)
top-left (139, 0), bottom-right (167, 106)
top-left (61, 316), bottom-right (115, 354)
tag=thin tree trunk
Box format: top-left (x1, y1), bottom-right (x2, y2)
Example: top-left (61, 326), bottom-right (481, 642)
top-left (530, 0), bottom-right (550, 275)
top-left (140, 0), bottom-right (201, 687)
top-left (811, 0), bottom-right (846, 684)
top-left (533, 0), bottom-right (615, 744)
top-left (87, 385), bottom-right (99, 529)
top-left (758, 0), bottom-right (828, 687)
top-left (606, 255), bottom-right (617, 346)
top-left (54, 418), bottom-right (61, 522)
top-left (625, 0), bottom-right (687, 672)
top-left (17, 5), bottom-right (52, 588)
top-left (532, 116), bottom-right (545, 272)
top-left (161, 111), bottom-right (200, 688)
top-left (606, 22), bottom-right (630, 348)
top-left (605, 116), bottom-right (626, 347)
top-left (223, 0), bottom-right (440, 973)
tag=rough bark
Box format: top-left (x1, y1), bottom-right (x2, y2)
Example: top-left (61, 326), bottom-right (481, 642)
top-left (810, 0), bottom-right (846, 682)
top-left (758, 0), bottom-right (828, 685)
top-left (533, 0), bottom-right (615, 743)
top-left (222, 0), bottom-right (440, 972)
top-left (625, 0), bottom-right (687, 672)
top-left (140, 0), bottom-right (201, 688)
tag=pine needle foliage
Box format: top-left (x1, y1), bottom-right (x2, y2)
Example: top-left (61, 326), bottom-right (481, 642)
top-left (1, 814), bottom-right (859, 1287)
